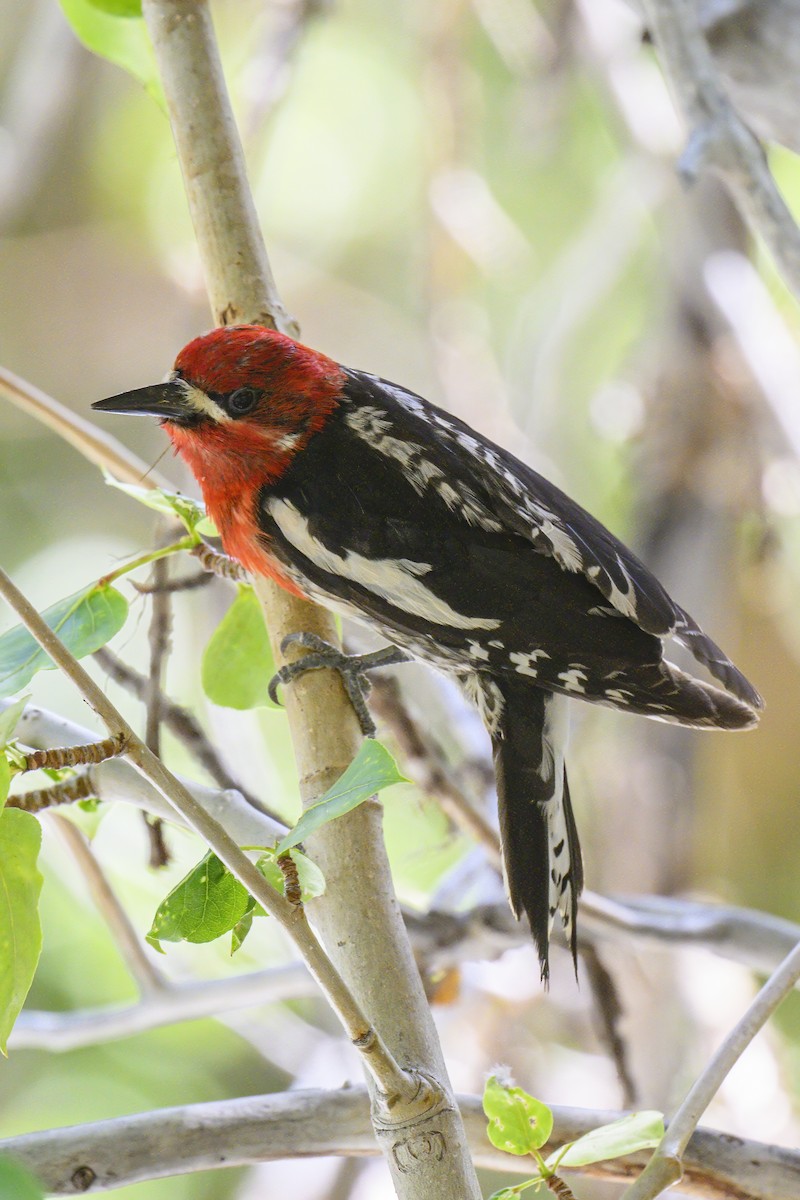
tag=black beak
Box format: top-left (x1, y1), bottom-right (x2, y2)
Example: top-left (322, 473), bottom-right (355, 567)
top-left (92, 380), bottom-right (192, 422)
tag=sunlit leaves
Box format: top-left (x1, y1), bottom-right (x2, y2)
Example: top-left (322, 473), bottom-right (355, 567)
top-left (147, 848), bottom-right (326, 954)
top-left (58, 0), bottom-right (163, 106)
top-left (0, 809), bottom-right (43, 1054)
top-left (552, 1111), bottom-right (664, 1169)
top-left (147, 851), bottom-right (250, 952)
top-left (0, 696), bottom-right (30, 749)
top-left (483, 1075), bottom-right (553, 1157)
top-left (0, 585), bottom-right (128, 699)
top-left (277, 739), bottom-right (407, 853)
top-left (104, 474), bottom-right (218, 537)
top-left (482, 1076), bottom-right (665, 1199)
top-left (201, 586), bottom-right (278, 710)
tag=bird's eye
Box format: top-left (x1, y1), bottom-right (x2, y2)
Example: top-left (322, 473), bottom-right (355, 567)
top-left (227, 387), bottom-right (259, 416)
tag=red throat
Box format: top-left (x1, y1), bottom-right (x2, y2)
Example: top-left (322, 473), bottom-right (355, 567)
top-left (165, 325), bottom-right (346, 596)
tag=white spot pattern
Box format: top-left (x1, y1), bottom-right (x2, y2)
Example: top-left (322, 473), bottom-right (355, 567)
top-left (345, 406), bottom-right (501, 531)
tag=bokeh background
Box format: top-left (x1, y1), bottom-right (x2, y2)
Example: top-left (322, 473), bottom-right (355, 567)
top-left (1, 0), bottom-right (800, 1196)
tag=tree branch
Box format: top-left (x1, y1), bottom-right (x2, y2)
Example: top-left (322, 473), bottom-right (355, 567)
top-left (138, 0), bottom-right (482, 1192)
top-left (641, 0), bottom-right (800, 299)
top-left (0, 566), bottom-right (420, 1110)
top-left (622, 936), bottom-right (800, 1198)
top-left (1, 1086), bottom-right (797, 1199)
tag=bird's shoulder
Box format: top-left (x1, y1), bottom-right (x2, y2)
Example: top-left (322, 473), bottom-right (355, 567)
top-left (335, 368), bottom-right (681, 639)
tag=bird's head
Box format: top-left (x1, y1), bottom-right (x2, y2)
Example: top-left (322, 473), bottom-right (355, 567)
top-left (92, 324), bottom-right (345, 488)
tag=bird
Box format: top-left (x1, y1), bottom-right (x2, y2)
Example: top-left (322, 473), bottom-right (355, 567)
top-left (93, 323), bottom-right (763, 981)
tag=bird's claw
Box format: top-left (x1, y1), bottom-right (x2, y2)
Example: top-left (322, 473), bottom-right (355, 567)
top-left (268, 634), bottom-right (410, 739)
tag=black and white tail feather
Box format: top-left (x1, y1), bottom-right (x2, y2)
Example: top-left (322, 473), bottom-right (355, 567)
top-left (492, 684), bottom-right (583, 983)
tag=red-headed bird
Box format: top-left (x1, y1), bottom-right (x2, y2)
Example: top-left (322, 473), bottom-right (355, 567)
top-left (94, 325), bottom-right (763, 979)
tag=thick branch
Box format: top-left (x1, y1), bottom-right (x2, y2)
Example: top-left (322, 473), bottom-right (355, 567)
top-left (642, 0), bottom-right (800, 299)
top-left (139, 1), bottom-right (481, 1192)
top-left (1, 1087), bottom-right (797, 1199)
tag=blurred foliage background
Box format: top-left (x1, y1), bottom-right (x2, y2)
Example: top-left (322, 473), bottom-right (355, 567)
top-left (1, 0), bottom-right (800, 1196)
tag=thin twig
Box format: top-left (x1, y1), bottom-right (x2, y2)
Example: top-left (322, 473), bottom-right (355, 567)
top-left (580, 942), bottom-right (637, 1108)
top-left (143, 553), bottom-right (173, 867)
top-left (190, 541), bottom-right (248, 582)
top-left (622, 936), bottom-right (800, 1199)
top-left (132, 570), bottom-right (211, 594)
top-left (0, 564), bottom-right (424, 1110)
top-left (0, 365), bottom-right (169, 488)
top-left (6, 699), bottom-right (285, 847)
top-left (50, 814), bottom-right (166, 996)
top-left (23, 732), bottom-right (127, 772)
top-left (93, 647), bottom-right (279, 820)
top-left (641, 0), bottom-right (800, 300)
top-left (7, 773), bottom-right (95, 812)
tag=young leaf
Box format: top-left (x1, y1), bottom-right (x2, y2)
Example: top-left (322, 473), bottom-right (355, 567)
top-left (147, 851), bottom-right (251, 951)
top-left (0, 695), bottom-right (30, 748)
top-left (230, 899), bottom-right (257, 955)
top-left (551, 1110), bottom-right (664, 1169)
top-left (88, 0), bottom-right (142, 15)
top-left (103, 474), bottom-right (217, 537)
top-left (0, 1157), bottom-right (45, 1200)
top-left (483, 1076), bottom-right (554, 1157)
top-left (0, 755), bottom-right (10, 807)
top-left (57, 0), bottom-right (164, 106)
top-left (277, 739), bottom-right (407, 853)
top-left (0, 809), bottom-right (43, 1054)
top-left (201, 586), bottom-right (278, 710)
top-left (0, 583), bottom-right (128, 700)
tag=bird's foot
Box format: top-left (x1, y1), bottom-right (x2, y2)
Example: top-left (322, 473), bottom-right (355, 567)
top-left (268, 633), bottom-right (410, 738)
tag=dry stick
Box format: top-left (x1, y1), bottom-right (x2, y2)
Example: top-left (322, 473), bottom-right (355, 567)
top-left (140, 2), bottom-right (481, 1194)
top-left (50, 813), bottom-right (166, 996)
top-left (641, 0), bottom-right (800, 301)
top-left (143, 553), bottom-right (173, 868)
top-left (8, 774), bottom-right (96, 813)
top-left (94, 647), bottom-right (275, 819)
top-left (621, 936), bottom-right (800, 1200)
top-left (0, 565), bottom-right (419, 1109)
top-left (0, 366), bottom-right (170, 489)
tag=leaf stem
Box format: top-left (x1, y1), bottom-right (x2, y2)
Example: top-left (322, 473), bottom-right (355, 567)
top-left (100, 536), bottom-right (198, 586)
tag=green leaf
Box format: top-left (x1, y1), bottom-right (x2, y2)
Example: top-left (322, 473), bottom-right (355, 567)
top-left (58, 0), bottom-right (163, 106)
top-left (201, 586), bottom-right (278, 710)
top-left (551, 1111), bottom-right (664, 1169)
top-left (0, 696), bottom-right (30, 748)
top-left (147, 852), bottom-right (251, 951)
top-left (0, 584), bottom-right (128, 700)
top-left (0, 809), bottom-right (43, 1054)
top-left (487, 1189), bottom-right (526, 1200)
top-left (230, 899), bottom-right (257, 955)
top-left (483, 1076), bottom-right (554, 1157)
top-left (0, 755), bottom-right (10, 807)
top-left (277, 739), bottom-right (407, 853)
top-left (88, 0), bottom-right (142, 15)
top-left (0, 1157), bottom-right (45, 1200)
top-left (104, 474), bottom-right (218, 537)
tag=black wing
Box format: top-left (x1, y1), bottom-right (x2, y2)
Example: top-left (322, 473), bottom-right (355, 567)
top-left (257, 370), bottom-right (761, 726)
